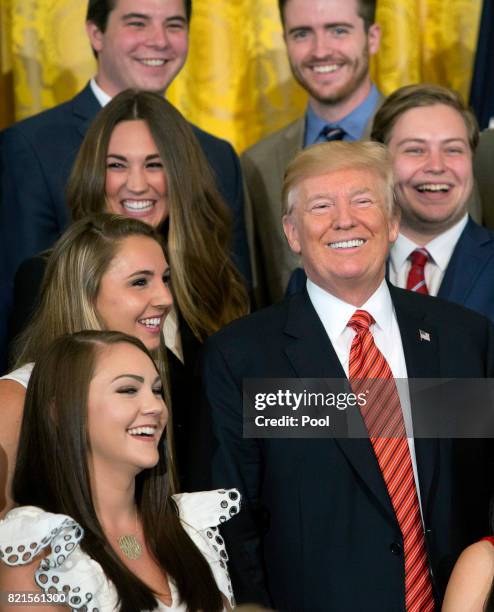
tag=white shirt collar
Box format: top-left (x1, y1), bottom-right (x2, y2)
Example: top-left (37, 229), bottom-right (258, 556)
top-left (162, 305), bottom-right (184, 363)
top-left (90, 78), bottom-right (112, 108)
top-left (307, 277), bottom-right (394, 340)
top-left (391, 214), bottom-right (468, 272)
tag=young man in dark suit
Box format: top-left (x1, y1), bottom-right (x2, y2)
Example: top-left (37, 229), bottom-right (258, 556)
top-left (0, 0), bottom-right (250, 370)
top-left (203, 141), bottom-right (494, 611)
top-left (372, 84), bottom-right (494, 323)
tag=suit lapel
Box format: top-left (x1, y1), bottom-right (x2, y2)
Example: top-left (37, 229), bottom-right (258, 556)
top-left (283, 291), bottom-right (398, 523)
top-left (283, 291), bottom-right (344, 378)
top-left (391, 284), bottom-right (439, 379)
top-left (71, 82), bottom-right (102, 138)
top-left (178, 310), bottom-right (201, 370)
top-left (390, 284), bottom-right (440, 520)
top-left (438, 218), bottom-right (494, 303)
top-left (278, 118), bottom-right (305, 178)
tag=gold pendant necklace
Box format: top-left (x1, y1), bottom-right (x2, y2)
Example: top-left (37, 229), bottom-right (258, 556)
top-left (114, 507), bottom-right (142, 561)
top-left (117, 534), bottom-right (142, 560)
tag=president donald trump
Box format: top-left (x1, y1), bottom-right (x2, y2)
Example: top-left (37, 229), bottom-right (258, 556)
top-left (202, 141), bottom-right (494, 611)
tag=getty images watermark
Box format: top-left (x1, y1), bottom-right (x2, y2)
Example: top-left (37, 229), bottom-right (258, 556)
top-left (242, 378), bottom-right (494, 438)
top-left (254, 388), bottom-right (368, 428)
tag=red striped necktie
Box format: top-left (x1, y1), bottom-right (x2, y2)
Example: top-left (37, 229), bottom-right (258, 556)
top-left (406, 248), bottom-right (430, 295)
top-left (348, 310), bottom-right (434, 611)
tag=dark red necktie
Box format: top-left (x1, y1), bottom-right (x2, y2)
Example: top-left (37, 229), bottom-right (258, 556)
top-left (406, 249), bottom-right (430, 295)
top-left (348, 310), bottom-right (434, 612)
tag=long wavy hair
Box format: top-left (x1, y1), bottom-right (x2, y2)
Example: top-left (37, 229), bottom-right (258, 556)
top-left (14, 330), bottom-right (222, 612)
top-left (13, 214), bottom-right (178, 490)
top-left (66, 89), bottom-right (248, 341)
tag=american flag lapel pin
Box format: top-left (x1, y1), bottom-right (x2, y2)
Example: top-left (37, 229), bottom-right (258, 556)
top-left (419, 329), bottom-right (431, 342)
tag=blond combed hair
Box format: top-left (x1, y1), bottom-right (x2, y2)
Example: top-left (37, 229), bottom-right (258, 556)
top-left (282, 140), bottom-right (396, 218)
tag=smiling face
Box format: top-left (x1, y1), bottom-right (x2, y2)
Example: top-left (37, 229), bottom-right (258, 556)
top-left (283, 0), bottom-right (380, 119)
top-left (96, 235), bottom-right (172, 351)
top-left (86, 0), bottom-right (188, 96)
top-left (283, 167), bottom-right (398, 305)
top-left (388, 104), bottom-right (473, 241)
top-left (105, 120), bottom-right (168, 228)
top-left (87, 341), bottom-right (167, 477)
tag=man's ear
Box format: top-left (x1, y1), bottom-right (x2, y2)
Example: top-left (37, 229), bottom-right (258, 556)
top-left (283, 214), bottom-right (302, 254)
top-left (86, 21), bottom-right (104, 54)
top-left (388, 209), bottom-right (401, 245)
top-left (367, 23), bottom-right (381, 56)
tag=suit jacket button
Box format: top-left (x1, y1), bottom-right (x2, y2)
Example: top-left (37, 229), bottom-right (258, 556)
top-left (390, 542), bottom-right (402, 555)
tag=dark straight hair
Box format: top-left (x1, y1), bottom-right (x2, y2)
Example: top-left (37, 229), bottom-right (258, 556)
top-left (87, 0), bottom-right (192, 29)
top-left (66, 90), bottom-right (249, 342)
top-left (13, 331), bottom-right (222, 612)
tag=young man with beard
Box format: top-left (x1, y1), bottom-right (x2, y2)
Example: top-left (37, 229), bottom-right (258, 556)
top-left (242, 0), bottom-right (382, 306)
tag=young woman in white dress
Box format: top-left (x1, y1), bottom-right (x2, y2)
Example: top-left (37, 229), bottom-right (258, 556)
top-left (0, 330), bottom-right (238, 611)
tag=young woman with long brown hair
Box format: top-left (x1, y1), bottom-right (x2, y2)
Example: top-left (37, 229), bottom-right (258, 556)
top-left (0, 330), bottom-right (239, 611)
top-left (0, 214), bottom-right (174, 515)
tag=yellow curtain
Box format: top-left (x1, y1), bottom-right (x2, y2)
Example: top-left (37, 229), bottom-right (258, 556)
top-left (372, 0), bottom-right (482, 96)
top-left (0, 0), bottom-right (483, 152)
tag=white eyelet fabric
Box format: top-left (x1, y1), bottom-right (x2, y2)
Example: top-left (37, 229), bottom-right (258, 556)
top-left (0, 489), bottom-right (240, 611)
top-left (0, 362), bottom-right (34, 388)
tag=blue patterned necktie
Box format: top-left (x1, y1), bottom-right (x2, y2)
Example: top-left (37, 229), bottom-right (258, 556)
top-left (320, 125), bottom-right (346, 142)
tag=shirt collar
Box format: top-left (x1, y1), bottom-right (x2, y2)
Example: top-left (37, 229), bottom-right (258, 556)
top-left (307, 277), bottom-right (394, 338)
top-left (390, 214), bottom-right (469, 272)
top-left (304, 84), bottom-right (380, 146)
top-left (90, 77), bottom-right (112, 108)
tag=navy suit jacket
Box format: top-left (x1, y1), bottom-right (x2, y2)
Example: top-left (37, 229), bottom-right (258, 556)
top-left (287, 218), bottom-right (494, 323)
top-left (437, 217), bottom-right (494, 320)
top-left (0, 83), bottom-right (251, 370)
top-left (202, 285), bottom-right (494, 611)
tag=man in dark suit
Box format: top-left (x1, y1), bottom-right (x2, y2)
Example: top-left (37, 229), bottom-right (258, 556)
top-left (369, 84), bottom-right (494, 322)
top-left (241, 0), bottom-right (383, 306)
top-left (203, 141), bottom-right (494, 610)
top-left (0, 0), bottom-right (250, 370)
top-left (289, 84), bottom-right (494, 320)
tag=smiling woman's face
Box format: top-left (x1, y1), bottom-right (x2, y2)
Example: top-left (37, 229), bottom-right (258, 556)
top-left (105, 120), bottom-right (168, 228)
top-left (86, 341), bottom-right (167, 478)
top-left (95, 235), bottom-right (172, 351)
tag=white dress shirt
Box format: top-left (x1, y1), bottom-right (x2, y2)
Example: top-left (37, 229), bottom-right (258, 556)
top-left (389, 214), bottom-right (468, 296)
top-left (307, 278), bottom-right (424, 515)
top-left (89, 77), bottom-right (111, 107)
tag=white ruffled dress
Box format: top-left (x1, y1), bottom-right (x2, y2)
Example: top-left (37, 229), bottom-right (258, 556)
top-left (0, 489), bottom-right (240, 611)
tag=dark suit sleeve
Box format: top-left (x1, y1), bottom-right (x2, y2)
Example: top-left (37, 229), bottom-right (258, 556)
top-left (202, 336), bottom-right (271, 607)
top-left (6, 255), bottom-right (46, 357)
top-left (226, 143), bottom-right (253, 289)
top-left (0, 128), bottom-right (62, 371)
